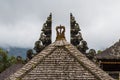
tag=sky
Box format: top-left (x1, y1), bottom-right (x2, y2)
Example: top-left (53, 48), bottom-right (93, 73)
top-left (0, 0), bottom-right (120, 50)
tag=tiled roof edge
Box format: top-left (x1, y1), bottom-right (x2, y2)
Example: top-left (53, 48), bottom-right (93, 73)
top-left (5, 44), bottom-right (56, 80)
top-left (65, 44), bottom-right (114, 80)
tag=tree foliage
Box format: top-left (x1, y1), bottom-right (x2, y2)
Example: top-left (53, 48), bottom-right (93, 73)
top-left (97, 50), bottom-right (102, 54)
top-left (0, 48), bottom-right (24, 73)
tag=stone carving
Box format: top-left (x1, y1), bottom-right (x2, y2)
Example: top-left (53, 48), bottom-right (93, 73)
top-left (39, 32), bottom-right (51, 46)
top-left (34, 13), bottom-right (52, 53)
top-left (56, 25), bottom-right (66, 41)
top-left (70, 13), bottom-right (88, 54)
top-left (87, 49), bottom-right (96, 62)
top-left (26, 14), bottom-right (52, 61)
top-left (71, 32), bottom-right (83, 46)
top-left (77, 40), bottom-right (88, 54)
top-left (76, 32), bottom-right (83, 41)
top-left (34, 40), bottom-right (45, 53)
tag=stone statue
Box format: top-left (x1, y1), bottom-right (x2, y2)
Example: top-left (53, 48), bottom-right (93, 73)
top-left (87, 49), bottom-right (96, 60)
top-left (77, 40), bottom-right (89, 54)
top-left (34, 40), bottom-right (44, 53)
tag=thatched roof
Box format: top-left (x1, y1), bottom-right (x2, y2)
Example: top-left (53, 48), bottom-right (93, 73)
top-left (96, 40), bottom-right (120, 60)
top-left (0, 64), bottom-right (24, 80)
top-left (6, 40), bottom-right (114, 80)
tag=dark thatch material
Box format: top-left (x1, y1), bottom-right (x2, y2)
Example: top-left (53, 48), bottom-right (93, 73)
top-left (6, 40), bottom-right (114, 80)
top-left (0, 64), bottom-right (24, 80)
top-left (96, 40), bottom-right (120, 60)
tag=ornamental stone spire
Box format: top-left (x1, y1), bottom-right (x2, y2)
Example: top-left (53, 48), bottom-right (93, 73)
top-left (70, 13), bottom-right (88, 54)
top-left (56, 25), bottom-right (66, 41)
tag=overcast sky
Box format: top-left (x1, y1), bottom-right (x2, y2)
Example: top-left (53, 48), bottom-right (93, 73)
top-left (0, 0), bottom-right (120, 50)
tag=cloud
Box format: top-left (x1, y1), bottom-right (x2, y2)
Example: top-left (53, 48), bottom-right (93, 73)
top-left (0, 0), bottom-right (120, 50)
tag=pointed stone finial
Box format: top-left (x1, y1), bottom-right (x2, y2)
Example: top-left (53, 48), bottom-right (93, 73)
top-left (70, 13), bottom-right (73, 16)
top-left (56, 25), bottom-right (66, 41)
top-left (50, 12), bottom-right (52, 17)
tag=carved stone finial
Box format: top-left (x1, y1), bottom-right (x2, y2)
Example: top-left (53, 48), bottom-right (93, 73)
top-left (56, 25), bottom-right (66, 41)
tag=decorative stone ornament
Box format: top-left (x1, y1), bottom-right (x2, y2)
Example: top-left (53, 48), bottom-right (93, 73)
top-left (56, 25), bottom-right (66, 41)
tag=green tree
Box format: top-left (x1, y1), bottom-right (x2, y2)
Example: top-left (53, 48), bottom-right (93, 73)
top-left (9, 56), bottom-right (17, 64)
top-left (0, 48), bottom-right (20, 73)
top-left (0, 48), bottom-right (10, 73)
top-left (97, 50), bottom-right (102, 54)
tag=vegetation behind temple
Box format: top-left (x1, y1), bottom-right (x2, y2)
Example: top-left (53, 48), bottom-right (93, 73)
top-left (0, 48), bottom-right (25, 73)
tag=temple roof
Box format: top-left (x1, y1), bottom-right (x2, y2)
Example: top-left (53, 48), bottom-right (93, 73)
top-left (96, 40), bottom-right (120, 60)
top-left (0, 64), bottom-right (24, 80)
top-left (6, 40), bottom-right (114, 80)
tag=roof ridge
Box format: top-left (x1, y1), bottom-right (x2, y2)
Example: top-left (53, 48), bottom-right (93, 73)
top-left (6, 44), bottom-right (56, 80)
top-left (6, 40), bottom-right (114, 80)
top-left (96, 39), bottom-right (120, 59)
top-left (65, 44), bottom-right (114, 80)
